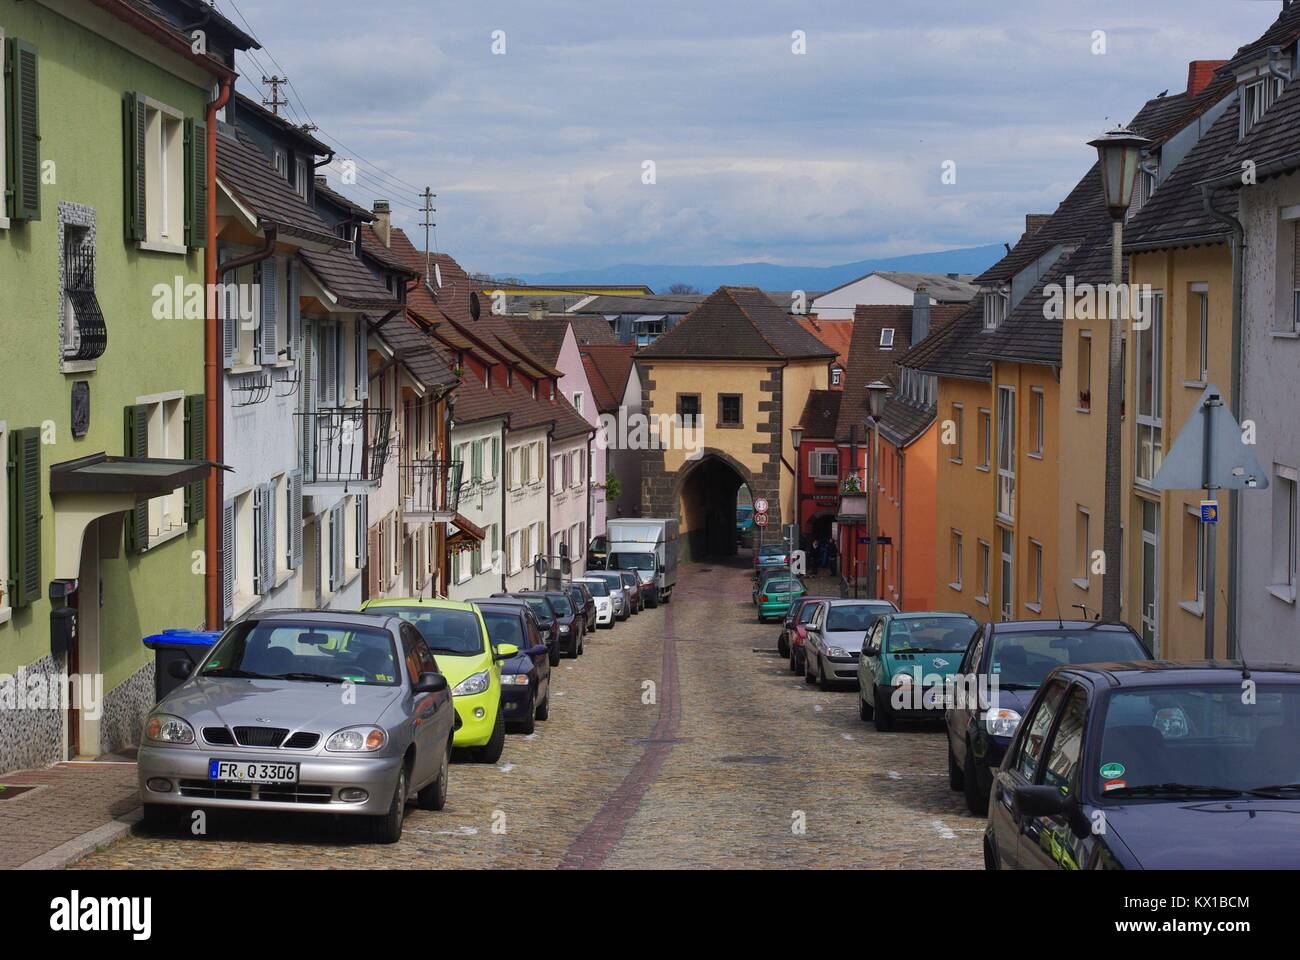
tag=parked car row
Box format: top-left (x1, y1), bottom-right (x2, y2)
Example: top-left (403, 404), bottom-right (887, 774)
top-left (135, 558), bottom-right (670, 845)
top-left (773, 599), bottom-right (1300, 869)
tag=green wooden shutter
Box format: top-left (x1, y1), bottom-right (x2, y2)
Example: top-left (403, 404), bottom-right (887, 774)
top-left (123, 404), bottom-right (149, 553)
top-left (183, 118), bottom-right (207, 248)
top-left (184, 393), bottom-right (206, 525)
top-left (7, 427), bottom-right (42, 607)
top-left (122, 92), bottom-right (146, 241)
top-left (6, 37), bottom-right (41, 221)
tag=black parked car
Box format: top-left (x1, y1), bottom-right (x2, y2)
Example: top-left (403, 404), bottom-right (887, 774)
top-left (471, 599), bottom-right (552, 735)
top-left (567, 581), bottom-right (597, 634)
top-left (587, 535), bottom-right (608, 570)
top-left (985, 662), bottom-right (1300, 870)
top-left (524, 589), bottom-right (584, 658)
top-left (496, 592), bottom-right (561, 665)
top-left (947, 619), bottom-right (1150, 814)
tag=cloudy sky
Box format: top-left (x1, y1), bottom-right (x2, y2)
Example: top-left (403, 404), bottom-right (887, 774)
top-left (216, 0), bottom-right (1281, 275)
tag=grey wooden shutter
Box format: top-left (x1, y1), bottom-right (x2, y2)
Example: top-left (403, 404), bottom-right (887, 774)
top-left (123, 92), bottom-right (146, 240)
top-left (184, 118), bottom-right (207, 248)
top-left (327, 504), bottom-right (338, 592)
top-left (220, 249), bottom-right (235, 369)
top-left (313, 519), bottom-right (322, 607)
top-left (357, 494), bottom-right (368, 570)
top-left (258, 258), bottom-right (278, 364)
top-left (222, 499), bottom-right (235, 621)
top-left (252, 485), bottom-right (264, 595)
top-left (288, 259), bottom-right (302, 359)
top-left (8, 427), bottom-right (42, 607)
top-left (260, 482), bottom-right (275, 594)
top-left (7, 38), bottom-right (40, 221)
top-left (301, 322), bottom-right (315, 479)
top-left (355, 321), bottom-right (368, 400)
top-left (123, 405), bottom-right (149, 553)
top-left (183, 393), bottom-right (206, 525)
top-left (321, 323), bottom-right (337, 406)
top-left (289, 469), bottom-right (303, 569)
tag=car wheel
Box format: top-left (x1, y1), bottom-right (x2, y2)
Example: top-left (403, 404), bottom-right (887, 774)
top-left (515, 699), bottom-right (536, 736)
top-left (416, 738), bottom-right (450, 811)
top-left (646, 593), bottom-right (658, 609)
top-left (804, 655), bottom-right (817, 685)
top-left (578, 635), bottom-right (585, 656)
top-left (140, 803), bottom-right (175, 833)
top-left (963, 743), bottom-right (988, 815)
top-left (478, 709), bottom-right (506, 764)
top-left (788, 648), bottom-right (799, 674)
top-left (548, 645), bottom-right (560, 667)
top-left (370, 766), bottom-right (407, 843)
top-left (948, 739), bottom-right (965, 791)
top-left (778, 633), bottom-right (789, 658)
top-left (536, 694), bottom-right (550, 722)
top-left (818, 657), bottom-right (833, 691)
top-left (858, 689), bottom-right (874, 721)
top-left (983, 836), bottom-right (999, 870)
top-left (663, 589), bottom-right (672, 603)
top-left (873, 688), bottom-right (895, 731)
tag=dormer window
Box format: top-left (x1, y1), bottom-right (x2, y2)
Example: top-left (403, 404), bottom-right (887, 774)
top-left (831, 366), bottom-right (842, 387)
top-left (983, 287), bottom-right (1009, 331)
top-left (880, 328), bottom-right (895, 348)
top-left (1241, 75), bottom-right (1286, 136)
top-left (273, 146), bottom-right (288, 180)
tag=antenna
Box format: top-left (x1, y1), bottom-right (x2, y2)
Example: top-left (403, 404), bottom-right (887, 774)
top-left (261, 75), bottom-right (289, 116)
top-left (1226, 586), bottom-right (1250, 679)
top-left (418, 187), bottom-right (437, 284)
top-left (1053, 588), bottom-right (1065, 629)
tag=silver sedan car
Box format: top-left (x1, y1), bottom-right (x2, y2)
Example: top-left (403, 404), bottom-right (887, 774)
top-left (136, 610), bottom-right (455, 844)
top-left (803, 599), bottom-right (899, 690)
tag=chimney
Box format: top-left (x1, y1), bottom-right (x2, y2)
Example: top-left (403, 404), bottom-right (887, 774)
top-left (315, 175), bottom-right (328, 191)
top-left (1024, 214), bottom-right (1052, 237)
top-left (528, 299), bottom-right (547, 321)
top-left (1186, 59), bottom-right (1227, 98)
top-left (912, 284), bottom-right (931, 347)
top-left (372, 200), bottom-right (391, 247)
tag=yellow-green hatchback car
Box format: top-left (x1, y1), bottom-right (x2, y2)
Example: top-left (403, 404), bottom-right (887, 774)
top-left (360, 598), bottom-right (515, 763)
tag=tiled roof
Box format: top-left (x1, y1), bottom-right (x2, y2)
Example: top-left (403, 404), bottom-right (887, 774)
top-left (794, 316), bottom-right (853, 369)
top-left (878, 394), bottom-right (937, 448)
top-left (871, 272), bottom-right (979, 302)
top-left (901, 301), bottom-right (991, 381)
top-left (635, 286), bottom-right (838, 361)
top-left (796, 389), bottom-right (841, 440)
top-left (357, 225), bottom-right (419, 277)
top-left (506, 318), bottom-right (570, 367)
top-left (316, 181), bottom-right (376, 223)
top-left (1221, 3), bottom-right (1300, 74)
top-left (1211, 69), bottom-right (1300, 186)
top-left (371, 314), bottom-right (457, 392)
top-left (580, 345), bottom-right (636, 412)
top-left (216, 128), bottom-right (345, 250)
top-left (569, 315), bottom-right (621, 345)
top-left (451, 377), bottom-right (593, 441)
top-left (299, 247), bottom-right (401, 311)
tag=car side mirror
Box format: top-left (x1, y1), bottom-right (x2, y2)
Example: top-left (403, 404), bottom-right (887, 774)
top-left (527, 644), bottom-right (548, 657)
top-left (415, 672), bottom-right (448, 694)
top-left (1013, 784), bottom-right (1068, 818)
top-left (167, 659), bottom-right (193, 681)
top-left (494, 643), bottom-right (519, 659)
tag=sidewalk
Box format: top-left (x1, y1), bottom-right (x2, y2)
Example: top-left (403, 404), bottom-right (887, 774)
top-left (0, 754), bottom-right (141, 869)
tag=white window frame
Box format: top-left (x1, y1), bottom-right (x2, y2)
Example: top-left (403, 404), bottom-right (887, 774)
top-left (949, 529), bottom-right (963, 592)
top-left (273, 146), bottom-right (288, 179)
top-left (976, 539), bottom-right (990, 606)
top-left (1073, 505), bottom-right (1091, 590)
top-left (571, 448), bottom-right (584, 489)
top-left (949, 403), bottom-right (964, 463)
top-left (880, 328), bottom-right (895, 348)
top-left (1029, 387), bottom-right (1044, 458)
top-left (141, 98), bottom-right (185, 253)
top-left (811, 448), bottom-right (839, 482)
top-left (977, 408), bottom-right (991, 471)
top-left (998, 527), bottom-right (1014, 622)
top-left (572, 391), bottom-right (584, 415)
top-left (275, 473), bottom-right (290, 578)
top-left (831, 367), bottom-right (842, 387)
top-left (1027, 538), bottom-right (1043, 612)
top-left (295, 157), bottom-right (308, 200)
top-left (996, 386), bottom-right (1015, 520)
top-left (1180, 503), bottom-right (1206, 616)
top-left (983, 288), bottom-right (1008, 331)
top-left (233, 487), bottom-right (255, 608)
top-left (1192, 286), bottom-right (1209, 384)
top-left (1270, 466), bottom-right (1298, 603)
top-left (1135, 291), bottom-right (1164, 486)
top-left (137, 391), bottom-right (187, 548)
top-left (551, 454), bottom-right (564, 494)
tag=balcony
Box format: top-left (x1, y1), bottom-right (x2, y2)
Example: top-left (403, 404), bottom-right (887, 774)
top-left (400, 460), bottom-right (464, 522)
top-left (297, 407), bottom-right (393, 490)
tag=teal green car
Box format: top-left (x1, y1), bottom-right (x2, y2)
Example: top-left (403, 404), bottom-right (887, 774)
top-left (858, 612), bottom-right (979, 731)
top-left (757, 577), bottom-right (805, 623)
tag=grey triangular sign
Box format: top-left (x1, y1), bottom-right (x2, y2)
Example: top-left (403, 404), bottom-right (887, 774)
top-left (1150, 385), bottom-right (1268, 491)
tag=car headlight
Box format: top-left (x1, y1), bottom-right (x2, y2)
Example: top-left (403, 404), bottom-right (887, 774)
top-left (984, 708), bottom-right (1022, 737)
top-left (559, 624), bottom-right (570, 633)
top-left (144, 714), bottom-right (195, 745)
top-left (325, 726), bottom-right (388, 752)
top-left (452, 670), bottom-right (491, 697)
top-left (500, 674), bottom-right (531, 686)
top-left (826, 646), bottom-right (848, 659)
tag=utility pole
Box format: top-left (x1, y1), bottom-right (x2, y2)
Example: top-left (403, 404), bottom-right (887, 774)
top-left (419, 187), bottom-right (437, 282)
top-left (261, 75), bottom-right (289, 116)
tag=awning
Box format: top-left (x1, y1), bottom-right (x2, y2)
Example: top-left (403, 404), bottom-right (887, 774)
top-left (446, 513), bottom-right (486, 553)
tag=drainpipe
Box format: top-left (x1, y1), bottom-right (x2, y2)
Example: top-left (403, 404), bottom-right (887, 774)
top-left (205, 76), bottom-right (233, 631)
top-left (500, 422), bottom-right (509, 593)
top-left (898, 446), bottom-right (906, 610)
top-left (1201, 183), bottom-right (1244, 658)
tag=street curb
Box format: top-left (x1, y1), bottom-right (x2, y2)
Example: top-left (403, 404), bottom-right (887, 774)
top-left (16, 807), bottom-right (142, 870)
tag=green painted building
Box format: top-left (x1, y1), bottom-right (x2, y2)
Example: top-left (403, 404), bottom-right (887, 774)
top-left (1, 0), bottom-right (226, 771)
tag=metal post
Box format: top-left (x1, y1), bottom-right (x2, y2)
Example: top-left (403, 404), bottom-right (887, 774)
top-left (867, 419), bottom-right (879, 600)
top-left (1202, 393), bottom-right (1221, 659)
top-left (1102, 217), bottom-right (1125, 623)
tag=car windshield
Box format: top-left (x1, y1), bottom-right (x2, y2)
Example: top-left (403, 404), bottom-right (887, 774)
top-left (385, 607), bottom-right (484, 657)
top-left (1098, 684), bottom-right (1300, 798)
top-left (989, 629), bottom-right (1147, 688)
top-left (826, 603), bottom-right (892, 632)
top-left (521, 596), bottom-right (553, 620)
top-left (611, 552), bottom-right (655, 571)
top-left (583, 580), bottom-right (610, 597)
top-left (546, 593), bottom-right (574, 616)
top-left (885, 617), bottom-right (975, 653)
top-left (201, 620), bottom-right (400, 685)
top-left (480, 611), bottom-right (526, 649)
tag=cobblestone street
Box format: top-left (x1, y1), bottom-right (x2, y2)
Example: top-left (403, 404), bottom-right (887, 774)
top-left (77, 560), bottom-right (983, 869)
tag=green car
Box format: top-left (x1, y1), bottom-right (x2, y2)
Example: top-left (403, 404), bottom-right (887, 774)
top-left (757, 577), bottom-right (805, 623)
top-left (857, 611), bottom-right (979, 731)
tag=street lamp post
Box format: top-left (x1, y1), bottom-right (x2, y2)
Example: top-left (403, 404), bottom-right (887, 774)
top-left (1088, 126), bottom-right (1151, 624)
top-left (865, 380), bottom-right (891, 601)
top-left (790, 424), bottom-right (803, 577)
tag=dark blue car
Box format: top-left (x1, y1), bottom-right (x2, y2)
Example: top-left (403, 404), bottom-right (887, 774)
top-left (984, 661), bottom-right (1300, 869)
top-left (946, 619), bottom-right (1149, 814)
top-left (471, 599), bottom-right (552, 736)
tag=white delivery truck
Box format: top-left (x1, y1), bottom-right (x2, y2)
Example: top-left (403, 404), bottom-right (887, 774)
top-left (606, 518), bottom-right (678, 607)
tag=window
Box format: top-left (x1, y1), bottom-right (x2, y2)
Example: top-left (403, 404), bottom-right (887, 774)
top-left (1041, 688), bottom-right (1087, 794)
top-left (571, 449), bottom-right (583, 488)
top-left (1015, 680), bottom-right (1068, 781)
top-left (1188, 286), bottom-right (1209, 383)
top-left (275, 473), bottom-right (291, 575)
top-left (1074, 506), bottom-right (1091, 588)
top-left (831, 367), bottom-right (842, 387)
top-left (677, 394), bottom-right (701, 427)
top-left (949, 530), bottom-right (963, 590)
top-left (229, 488), bottom-right (255, 611)
top-left (983, 287), bottom-right (1008, 331)
top-left (1029, 387), bottom-right (1044, 458)
top-left (134, 395), bottom-right (186, 547)
top-left (508, 530), bottom-right (522, 574)
top-left (949, 403), bottom-right (964, 463)
top-left (998, 528), bottom-right (1014, 621)
top-left (996, 386), bottom-right (1015, 519)
top-left (143, 100), bottom-right (185, 247)
top-left (1182, 505), bottom-right (1206, 614)
top-left (295, 158), bottom-right (308, 200)
top-left (1077, 332), bottom-right (1092, 411)
top-left (976, 539), bottom-right (990, 604)
top-left (880, 328), bottom-right (895, 348)
top-left (1135, 292), bottom-right (1164, 484)
top-left (718, 393), bottom-right (742, 427)
top-left (978, 409), bottom-right (991, 470)
top-left (812, 449), bottom-right (839, 481)
top-left (1271, 466), bottom-right (1298, 601)
top-left (1241, 76), bottom-right (1284, 136)
top-left (1028, 539), bottom-right (1043, 611)
top-left (551, 454), bottom-right (564, 494)
top-left (570, 522), bottom-right (585, 558)
top-left (572, 391), bottom-right (584, 414)
top-left (62, 226), bottom-right (108, 362)
top-left (273, 146), bottom-right (288, 179)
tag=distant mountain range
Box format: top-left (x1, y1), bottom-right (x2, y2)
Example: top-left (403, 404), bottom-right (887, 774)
top-left (508, 243), bottom-right (1005, 294)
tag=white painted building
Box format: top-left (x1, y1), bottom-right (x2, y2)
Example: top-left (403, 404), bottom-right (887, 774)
top-left (810, 271), bottom-right (978, 320)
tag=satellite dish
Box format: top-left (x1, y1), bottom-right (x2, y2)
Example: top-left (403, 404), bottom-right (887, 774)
top-left (434, 263), bottom-right (443, 288)
top-left (469, 292), bottom-right (481, 320)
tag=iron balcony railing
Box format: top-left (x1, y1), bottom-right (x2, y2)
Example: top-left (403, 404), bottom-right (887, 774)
top-left (399, 459), bottom-right (464, 517)
top-left (298, 407), bottom-right (393, 485)
top-left (64, 237), bottom-right (108, 361)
